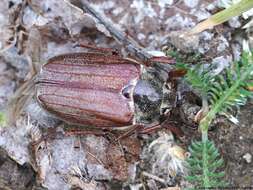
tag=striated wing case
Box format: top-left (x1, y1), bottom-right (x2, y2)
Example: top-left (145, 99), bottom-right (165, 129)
top-left (36, 53), bottom-right (141, 127)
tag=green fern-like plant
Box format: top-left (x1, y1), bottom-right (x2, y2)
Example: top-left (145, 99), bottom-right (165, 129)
top-left (182, 51), bottom-right (253, 189)
top-left (199, 52), bottom-right (253, 133)
top-left (185, 64), bottom-right (214, 97)
top-left (186, 140), bottom-right (227, 189)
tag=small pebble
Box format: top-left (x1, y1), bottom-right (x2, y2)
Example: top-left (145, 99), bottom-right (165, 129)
top-left (228, 16), bottom-right (241, 28)
top-left (184, 0), bottom-right (199, 8)
top-left (243, 153), bottom-right (252, 163)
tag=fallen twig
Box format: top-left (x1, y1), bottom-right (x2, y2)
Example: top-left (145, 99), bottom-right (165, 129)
top-left (70, 0), bottom-right (152, 62)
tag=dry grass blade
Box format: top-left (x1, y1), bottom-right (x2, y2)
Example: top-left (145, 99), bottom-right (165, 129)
top-left (189, 0), bottom-right (253, 34)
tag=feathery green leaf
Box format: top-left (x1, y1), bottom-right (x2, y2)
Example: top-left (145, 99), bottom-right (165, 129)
top-left (185, 140), bottom-right (226, 188)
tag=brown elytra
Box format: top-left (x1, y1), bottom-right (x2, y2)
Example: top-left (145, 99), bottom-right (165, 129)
top-left (36, 52), bottom-right (141, 128)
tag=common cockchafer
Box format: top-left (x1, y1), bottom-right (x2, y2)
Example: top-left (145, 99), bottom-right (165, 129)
top-left (35, 48), bottom-right (181, 134)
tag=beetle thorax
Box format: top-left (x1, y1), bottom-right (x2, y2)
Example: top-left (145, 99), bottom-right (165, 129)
top-left (131, 64), bottom-right (174, 125)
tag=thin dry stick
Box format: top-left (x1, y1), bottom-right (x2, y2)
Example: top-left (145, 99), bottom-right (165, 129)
top-left (141, 171), bottom-right (167, 185)
top-left (72, 0), bottom-right (152, 62)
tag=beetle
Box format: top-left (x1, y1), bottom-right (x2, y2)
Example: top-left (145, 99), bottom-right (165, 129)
top-left (35, 49), bottom-right (180, 134)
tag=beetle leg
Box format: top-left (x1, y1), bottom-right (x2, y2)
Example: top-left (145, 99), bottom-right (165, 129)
top-left (114, 124), bottom-right (144, 141)
top-left (168, 69), bottom-right (187, 81)
top-left (138, 124), bottom-right (161, 134)
top-left (64, 129), bottom-right (107, 136)
top-left (139, 120), bottom-right (184, 138)
top-left (73, 42), bottom-right (119, 55)
top-left (141, 56), bottom-right (176, 67)
top-left (146, 56), bottom-right (176, 66)
top-left (161, 120), bottom-right (184, 137)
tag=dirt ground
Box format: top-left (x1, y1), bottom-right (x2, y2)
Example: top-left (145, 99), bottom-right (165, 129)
top-left (0, 0), bottom-right (252, 189)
